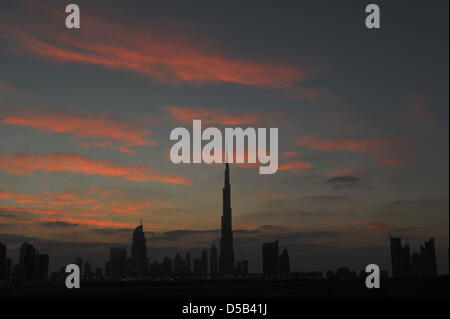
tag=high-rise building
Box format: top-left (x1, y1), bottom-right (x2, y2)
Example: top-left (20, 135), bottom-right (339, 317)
top-left (219, 163), bottom-right (234, 275)
top-left (193, 258), bottom-right (202, 275)
top-left (162, 257), bottom-right (173, 275)
top-left (185, 253), bottom-right (191, 273)
top-left (263, 240), bottom-right (279, 276)
top-left (210, 244), bottom-right (218, 275)
top-left (0, 243), bottom-right (6, 281)
top-left (390, 237), bottom-right (411, 278)
top-left (201, 249), bottom-right (208, 275)
top-left (131, 220), bottom-right (147, 277)
top-left (174, 253), bottom-right (185, 274)
top-left (279, 248), bottom-right (290, 276)
top-left (243, 259), bottom-right (249, 275)
top-left (19, 241), bottom-right (36, 280)
top-left (4, 257), bottom-right (11, 281)
top-left (412, 238), bottom-right (438, 278)
top-left (110, 247), bottom-right (127, 278)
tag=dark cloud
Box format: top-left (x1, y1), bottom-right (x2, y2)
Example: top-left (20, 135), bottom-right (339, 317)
top-left (90, 228), bottom-right (134, 235)
top-left (326, 176), bottom-right (360, 189)
top-left (40, 221), bottom-right (79, 228)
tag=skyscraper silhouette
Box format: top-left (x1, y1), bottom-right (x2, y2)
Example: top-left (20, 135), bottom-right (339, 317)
top-left (279, 248), bottom-right (290, 276)
top-left (131, 220), bottom-right (147, 277)
top-left (201, 249), bottom-right (208, 275)
top-left (210, 244), bottom-right (218, 275)
top-left (219, 163), bottom-right (235, 275)
top-left (0, 243), bottom-right (6, 281)
top-left (411, 238), bottom-right (438, 278)
top-left (19, 242), bottom-right (36, 280)
top-left (263, 240), bottom-right (279, 276)
top-left (390, 237), bottom-right (412, 278)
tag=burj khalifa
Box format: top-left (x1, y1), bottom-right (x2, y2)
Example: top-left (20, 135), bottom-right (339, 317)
top-left (219, 163), bottom-right (235, 275)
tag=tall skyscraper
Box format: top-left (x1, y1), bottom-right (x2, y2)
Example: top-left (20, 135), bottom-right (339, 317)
top-left (263, 240), bottom-right (279, 276)
top-left (131, 220), bottom-right (147, 277)
top-left (412, 237), bottom-right (438, 278)
top-left (390, 237), bottom-right (412, 278)
top-left (0, 243), bottom-right (6, 281)
top-left (210, 244), bottom-right (218, 275)
top-left (201, 249), bottom-right (208, 275)
top-left (279, 248), bottom-right (290, 276)
top-left (19, 241), bottom-right (36, 280)
top-left (174, 253), bottom-right (184, 274)
top-left (219, 163), bottom-right (234, 275)
top-left (185, 253), bottom-right (191, 273)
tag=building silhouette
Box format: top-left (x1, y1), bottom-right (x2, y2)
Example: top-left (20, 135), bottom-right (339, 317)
top-left (4, 257), bottom-right (11, 281)
top-left (131, 220), bottom-right (148, 277)
top-left (390, 237), bottom-right (412, 278)
top-left (411, 238), bottom-right (438, 278)
top-left (193, 258), bottom-right (202, 275)
top-left (18, 242), bottom-right (36, 280)
top-left (219, 163), bottom-right (235, 275)
top-left (0, 243), bottom-right (5, 281)
top-left (263, 240), bottom-right (279, 276)
top-left (185, 253), bottom-right (191, 273)
top-left (174, 253), bottom-right (184, 274)
top-left (162, 257), bottom-right (173, 275)
top-left (243, 259), bottom-right (249, 275)
top-left (235, 258), bottom-right (248, 275)
top-left (210, 244), bottom-right (218, 275)
top-left (201, 249), bottom-right (208, 275)
top-left (279, 248), bottom-right (290, 276)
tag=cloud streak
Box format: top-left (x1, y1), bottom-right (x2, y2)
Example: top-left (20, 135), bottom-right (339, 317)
top-left (166, 106), bottom-right (266, 125)
top-left (2, 112), bottom-right (154, 153)
top-left (0, 152), bottom-right (192, 185)
top-left (1, 6), bottom-right (309, 88)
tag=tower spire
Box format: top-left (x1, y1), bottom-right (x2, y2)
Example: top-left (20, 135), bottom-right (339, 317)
top-left (220, 158), bottom-right (234, 274)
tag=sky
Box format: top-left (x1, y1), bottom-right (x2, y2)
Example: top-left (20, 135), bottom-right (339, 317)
top-left (0, 0), bottom-right (448, 274)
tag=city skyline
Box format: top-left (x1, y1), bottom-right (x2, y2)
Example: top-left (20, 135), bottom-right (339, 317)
top-left (0, 0), bottom-right (448, 275)
top-left (0, 164), bottom-right (444, 279)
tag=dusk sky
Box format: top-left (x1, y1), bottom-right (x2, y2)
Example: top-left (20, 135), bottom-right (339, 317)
top-left (0, 0), bottom-right (448, 274)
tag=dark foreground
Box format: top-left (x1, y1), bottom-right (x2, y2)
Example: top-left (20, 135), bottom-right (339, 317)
top-left (1, 276), bottom-right (448, 299)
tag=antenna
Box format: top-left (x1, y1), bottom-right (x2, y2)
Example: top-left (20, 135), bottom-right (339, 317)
top-left (225, 138), bottom-right (229, 164)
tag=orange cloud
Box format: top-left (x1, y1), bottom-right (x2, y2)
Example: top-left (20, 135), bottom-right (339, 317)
top-left (295, 136), bottom-right (396, 153)
top-left (328, 168), bottom-right (354, 177)
top-left (41, 216), bottom-right (133, 228)
top-left (2, 113), bottom-right (154, 153)
top-left (166, 106), bottom-right (266, 125)
top-left (0, 153), bottom-right (192, 185)
top-left (1, 8), bottom-right (308, 88)
top-left (278, 160), bottom-right (313, 172)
